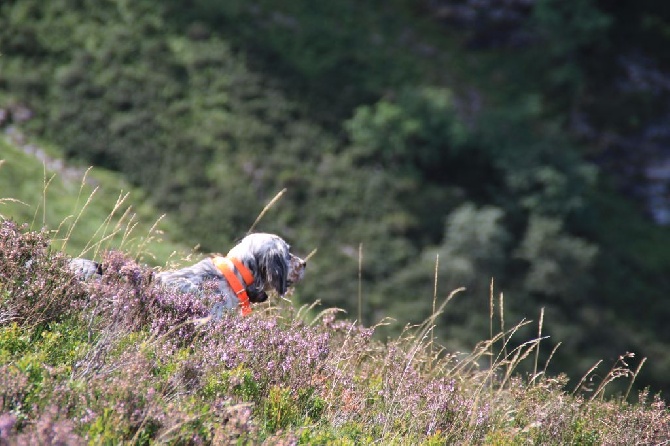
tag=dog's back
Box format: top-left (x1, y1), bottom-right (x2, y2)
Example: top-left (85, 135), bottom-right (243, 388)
top-left (155, 258), bottom-right (220, 294)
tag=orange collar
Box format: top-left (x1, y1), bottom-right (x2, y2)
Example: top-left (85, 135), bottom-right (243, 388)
top-left (212, 256), bottom-right (255, 316)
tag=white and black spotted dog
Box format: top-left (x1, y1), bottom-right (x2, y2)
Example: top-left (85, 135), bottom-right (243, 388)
top-left (69, 233), bottom-right (307, 317)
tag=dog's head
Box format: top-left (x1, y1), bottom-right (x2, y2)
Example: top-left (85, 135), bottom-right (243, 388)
top-left (227, 233), bottom-right (306, 301)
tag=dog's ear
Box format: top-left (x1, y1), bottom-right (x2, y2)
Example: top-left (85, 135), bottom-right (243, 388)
top-left (260, 244), bottom-right (289, 296)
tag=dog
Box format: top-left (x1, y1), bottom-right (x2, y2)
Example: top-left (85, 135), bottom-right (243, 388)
top-left (69, 233), bottom-right (307, 316)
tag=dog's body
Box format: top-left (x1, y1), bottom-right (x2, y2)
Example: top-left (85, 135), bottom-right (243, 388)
top-left (70, 233), bottom-right (306, 316)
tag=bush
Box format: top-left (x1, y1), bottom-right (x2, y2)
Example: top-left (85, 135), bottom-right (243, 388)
top-left (0, 220), bottom-right (86, 326)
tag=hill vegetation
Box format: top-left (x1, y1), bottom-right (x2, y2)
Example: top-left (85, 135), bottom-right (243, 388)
top-left (3, 0), bottom-right (670, 396)
top-left (0, 136), bottom-right (190, 264)
top-left (1, 220), bottom-right (669, 444)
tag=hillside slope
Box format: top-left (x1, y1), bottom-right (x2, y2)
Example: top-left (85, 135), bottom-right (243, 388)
top-left (0, 131), bottom-right (190, 264)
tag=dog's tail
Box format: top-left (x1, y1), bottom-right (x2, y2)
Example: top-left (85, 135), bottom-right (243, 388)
top-left (69, 258), bottom-right (103, 281)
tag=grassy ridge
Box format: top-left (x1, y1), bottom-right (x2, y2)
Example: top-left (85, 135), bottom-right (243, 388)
top-left (0, 220), bottom-right (668, 444)
top-left (0, 135), bottom-right (190, 265)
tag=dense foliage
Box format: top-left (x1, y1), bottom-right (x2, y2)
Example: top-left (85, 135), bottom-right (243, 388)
top-left (3, 0), bottom-right (670, 393)
top-left (1, 222), bottom-right (669, 443)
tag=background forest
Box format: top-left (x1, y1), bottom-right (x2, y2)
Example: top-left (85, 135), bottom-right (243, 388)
top-left (2, 0), bottom-right (670, 394)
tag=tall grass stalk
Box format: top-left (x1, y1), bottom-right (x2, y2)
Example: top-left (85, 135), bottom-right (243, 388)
top-left (304, 248), bottom-right (318, 263)
top-left (83, 191), bottom-right (131, 258)
top-left (129, 213), bottom-right (166, 261)
top-left (532, 307), bottom-right (545, 384)
top-left (73, 166), bottom-right (94, 210)
top-left (325, 321), bottom-right (360, 414)
top-left (53, 167), bottom-right (95, 248)
top-left (592, 352), bottom-right (635, 401)
top-left (411, 287), bottom-right (465, 369)
top-left (358, 242), bottom-right (363, 323)
top-left (431, 254), bottom-right (439, 364)
top-left (499, 291), bottom-right (507, 363)
top-left (625, 356), bottom-right (648, 401)
top-left (489, 278), bottom-right (494, 396)
top-left (464, 319), bottom-right (525, 392)
top-left (59, 185), bottom-right (100, 253)
top-left (499, 335), bottom-right (549, 390)
top-left (112, 205), bottom-right (136, 251)
top-left (33, 165), bottom-right (56, 229)
top-left (247, 188), bottom-right (286, 234)
top-left (573, 360), bottom-right (603, 395)
top-left (541, 341), bottom-right (562, 381)
top-left (305, 306), bottom-right (344, 328)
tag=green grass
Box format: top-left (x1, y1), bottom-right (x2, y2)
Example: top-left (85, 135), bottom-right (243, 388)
top-left (0, 136), bottom-right (190, 265)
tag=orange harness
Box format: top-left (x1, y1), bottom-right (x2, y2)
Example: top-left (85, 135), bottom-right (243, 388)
top-left (212, 256), bottom-right (255, 316)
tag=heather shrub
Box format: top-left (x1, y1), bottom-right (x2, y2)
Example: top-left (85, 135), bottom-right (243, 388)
top-left (0, 221), bottom-right (669, 443)
top-left (0, 220), bottom-right (86, 326)
top-left (9, 405), bottom-right (85, 446)
top-left (78, 250), bottom-right (209, 341)
top-left (0, 362), bottom-right (31, 414)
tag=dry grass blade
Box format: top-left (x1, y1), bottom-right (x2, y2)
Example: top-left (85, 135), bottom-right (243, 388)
top-left (499, 335), bottom-right (549, 390)
top-left (544, 341), bottom-right (562, 372)
top-left (489, 278), bottom-right (494, 395)
top-left (247, 188), bottom-right (286, 234)
top-left (76, 191), bottom-right (131, 258)
top-left (325, 321), bottom-right (361, 405)
top-left (383, 330), bottom-right (432, 436)
top-left (307, 306), bottom-right (346, 327)
top-left (358, 242), bottom-right (363, 323)
top-left (488, 319), bottom-right (530, 365)
top-left (304, 248), bottom-right (318, 263)
top-left (115, 206), bottom-right (137, 249)
top-left (573, 360), bottom-right (603, 395)
top-left (499, 291), bottom-right (507, 363)
top-left (295, 299), bottom-right (323, 320)
top-left (92, 192), bottom-right (132, 258)
top-left (60, 186), bottom-right (99, 252)
top-left (533, 307), bottom-right (545, 385)
top-left (431, 254), bottom-right (439, 362)
top-left (73, 166), bottom-right (94, 213)
top-left (591, 352), bottom-right (635, 401)
top-left (404, 287), bottom-right (465, 375)
top-left (624, 356), bottom-right (647, 401)
top-left (0, 197), bottom-right (29, 220)
top-left (32, 165), bottom-right (57, 229)
top-left (415, 287), bottom-right (465, 345)
top-left (129, 213), bottom-right (166, 261)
